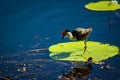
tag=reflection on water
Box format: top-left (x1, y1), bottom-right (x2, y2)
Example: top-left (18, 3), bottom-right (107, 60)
top-left (58, 57), bottom-right (93, 80)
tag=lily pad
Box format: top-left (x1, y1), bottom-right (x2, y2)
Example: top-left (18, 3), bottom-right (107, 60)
top-left (85, 1), bottom-right (120, 11)
top-left (49, 41), bottom-right (119, 62)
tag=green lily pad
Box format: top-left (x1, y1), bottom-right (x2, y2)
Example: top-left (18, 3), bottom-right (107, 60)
top-left (85, 1), bottom-right (120, 11)
top-left (49, 41), bottom-right (119, 62)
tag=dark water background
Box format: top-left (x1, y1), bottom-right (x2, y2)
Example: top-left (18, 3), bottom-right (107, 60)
top-left (0, 0), bottom-right (120, 80)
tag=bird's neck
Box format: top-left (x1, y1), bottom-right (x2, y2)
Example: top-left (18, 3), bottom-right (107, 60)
top-left (66, 32), bottom-right (76, 40)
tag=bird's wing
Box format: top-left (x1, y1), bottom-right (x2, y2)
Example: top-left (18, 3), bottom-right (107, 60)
top-left (74, 27), bottom-right (92, 34)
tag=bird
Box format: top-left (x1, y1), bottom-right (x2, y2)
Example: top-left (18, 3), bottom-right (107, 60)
top-left (62, 27), bottom-right (92, 54)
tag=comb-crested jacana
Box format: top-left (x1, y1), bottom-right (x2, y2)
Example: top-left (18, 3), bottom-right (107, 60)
top-left (62, 27), bottom-right (92, 54)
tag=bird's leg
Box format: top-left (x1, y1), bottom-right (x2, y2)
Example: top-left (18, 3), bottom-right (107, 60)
top-left (84, 40), bottom-right (87, 50)
top-left (83, 40), bottom-right (87, 55)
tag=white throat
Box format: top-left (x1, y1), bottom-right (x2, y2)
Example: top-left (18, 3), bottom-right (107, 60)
top-left (66, 32), bottom-right (73, 39)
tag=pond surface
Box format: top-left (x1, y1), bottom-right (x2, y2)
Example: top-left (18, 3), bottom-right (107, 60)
top-left (0, 0), bottom-right (120, 80)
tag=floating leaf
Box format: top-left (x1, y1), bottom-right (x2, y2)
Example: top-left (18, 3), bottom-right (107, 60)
top-left (49, 41), bottom-right (119, 62)
top-left (85, 1), bottom-right (120, 11)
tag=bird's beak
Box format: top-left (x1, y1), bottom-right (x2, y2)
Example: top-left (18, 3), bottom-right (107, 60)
top-left (62, 36), bottom-right (64, 40)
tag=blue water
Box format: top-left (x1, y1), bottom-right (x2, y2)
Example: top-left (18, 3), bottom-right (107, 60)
top-left (0, 0), bottom-right (120, 80)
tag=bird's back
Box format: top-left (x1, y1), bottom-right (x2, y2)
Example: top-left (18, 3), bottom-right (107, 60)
top-left (72, 27), bottom-right (92, 40)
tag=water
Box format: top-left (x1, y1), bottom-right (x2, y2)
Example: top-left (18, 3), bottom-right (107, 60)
top-left (0, 0), bottom-right (120, 80)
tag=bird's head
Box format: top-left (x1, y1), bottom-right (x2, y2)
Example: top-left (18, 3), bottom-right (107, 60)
top-left (61, 30), bottom-right (70, 40)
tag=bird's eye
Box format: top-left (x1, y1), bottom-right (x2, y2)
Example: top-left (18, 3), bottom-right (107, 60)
top-left (64, 32), bottom-right (67, 36)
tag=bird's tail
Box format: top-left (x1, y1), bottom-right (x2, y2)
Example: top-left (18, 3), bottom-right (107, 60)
top-left (88, 27), bottom-right (92, 33)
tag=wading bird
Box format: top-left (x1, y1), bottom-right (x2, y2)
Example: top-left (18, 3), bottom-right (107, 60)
top-left (62, 27), bottom-right (92, 54)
